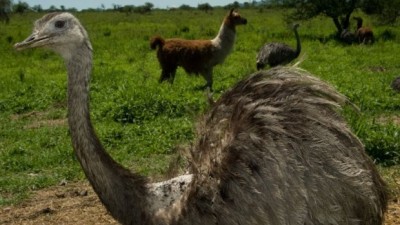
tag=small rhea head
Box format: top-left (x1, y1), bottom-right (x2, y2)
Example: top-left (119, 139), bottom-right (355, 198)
top-left (292, 23), bottom-right (300, 30)
top-left (256, 61), bottom-right (265, 71)
top-left (14, 12), bottom-right (91, 58)
top-left (225, 9), bottom-right (247, 28)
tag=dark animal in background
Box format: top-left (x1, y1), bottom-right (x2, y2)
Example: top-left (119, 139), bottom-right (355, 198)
top-left (391, 76), bottom-right (400, 92)
top-left (340, 28), bottom-right (355, 44)
top-left (256, 23), bottom-right (301, 70)
top-left (150, 9), bottom-right (247, 91)
top-left (340, 17), bottom-right (355, 44)
top-left (15, 12), bottom-right (387, 225)
top-left (353, 16), bottom-right (374, 44)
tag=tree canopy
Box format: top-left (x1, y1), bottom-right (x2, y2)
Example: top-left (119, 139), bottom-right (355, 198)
top-left (198, 3), bottom-right (213, 13)
top-left (0, 0), bottom-right (11, 23)
top-left (289, 0), bottom-right (399, 34)
top-left (289, 0), bottom-right (359, 34)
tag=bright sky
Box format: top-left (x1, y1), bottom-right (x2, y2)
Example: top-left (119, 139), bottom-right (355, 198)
top-left (22, 1), bottom-right (248, 10)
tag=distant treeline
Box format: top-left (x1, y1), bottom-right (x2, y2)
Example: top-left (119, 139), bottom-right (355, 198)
top-left (2, 1), bottom-right (280, 14)
top-left (1, 0), bottom-right (399, 25)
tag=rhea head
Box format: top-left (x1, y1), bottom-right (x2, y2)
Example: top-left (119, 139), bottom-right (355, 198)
top-left (14, 12), bottom-right (92, 60)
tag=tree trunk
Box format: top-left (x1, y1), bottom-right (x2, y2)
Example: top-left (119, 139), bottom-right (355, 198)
top-left (332, 17), bottom-right (342, 35)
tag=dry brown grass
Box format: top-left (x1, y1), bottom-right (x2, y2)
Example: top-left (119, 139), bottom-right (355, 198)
top-left (10, 111), bottom-right (67, 129)
top-left (376, 115), bottom-right (400, 126)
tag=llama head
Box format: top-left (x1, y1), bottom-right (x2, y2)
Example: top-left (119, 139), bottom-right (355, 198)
top-left (224, 9), bottom-right (247, 30)
top-left (352, 17), bottom-right (363, 26)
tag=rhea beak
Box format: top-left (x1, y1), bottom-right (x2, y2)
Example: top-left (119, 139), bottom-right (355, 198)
top-left (14, 32), bottom-right (50, 51)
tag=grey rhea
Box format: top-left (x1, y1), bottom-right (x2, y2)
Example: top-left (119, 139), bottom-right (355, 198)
top-left (340, 18), bottom-right (356, 44)
top-left (15, 13), bottom-right (387, 225)
top-left (256, 23), bottom-right (301, 70)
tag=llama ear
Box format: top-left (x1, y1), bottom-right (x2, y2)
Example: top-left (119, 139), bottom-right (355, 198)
top-left (229, 8), bottom-right (235, 15)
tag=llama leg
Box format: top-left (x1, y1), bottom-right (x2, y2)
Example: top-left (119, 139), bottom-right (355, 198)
top-left (159, 65), bottom-right (177, 84)
top-left (159, 69), bottom-right (169, 83)
top-left (201, 68), bottom-right (213, 91)
top-left (169, 67), bottom-right (177, 84)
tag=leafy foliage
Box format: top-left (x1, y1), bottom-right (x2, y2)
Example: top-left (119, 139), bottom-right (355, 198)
top-left (0, 0), bottom-right (11, 23)
top-left (12, 1), bottom-right (30, 14)
top-left (289, 0), bottom-right (359, 34)
top-left (288, 0), bottom-right (399, 34)
top-left (361, 0), bottom-right (400, 24)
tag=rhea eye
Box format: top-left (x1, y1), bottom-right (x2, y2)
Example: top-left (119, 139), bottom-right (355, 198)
top-left (55, 20), bottom-right (65, 28)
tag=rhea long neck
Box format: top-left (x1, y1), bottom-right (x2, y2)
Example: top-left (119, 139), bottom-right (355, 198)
top-left (294, 28), bottom-right (301, 58)
top-left (65, 42), bottom-right (150, 225)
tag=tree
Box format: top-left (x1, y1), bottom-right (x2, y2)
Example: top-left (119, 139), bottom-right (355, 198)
top-left (0, 0), bottom-right (11, 24)
top-left (380, 0), bottom-right (400, 23)
top-left (361, 0), bottom-right (400, 24)
top-left (144, 2), bottom-right (153, 9)
top-left (224, 1), bottom-right (240, 9)
top-left (198, 3), bottom-right (213, 13)
top-left (138, 2), bottom-right (154, 14)
top-left (121, 5), bottom-right (134, 14)
top-left (13, 1), bottom-right (29, 14)
top-left (32, 4), bottom-right (43, 12)
top-left (112, 4), bottom-right (122, 11)
top-left (48, 5), bottom-right (58, 12)
top-left (289, 0), bottom-right (399, 34)
top-left (179, 4), bottom-right (193, 10)
top-left (232, 1), bottom-right (240, 8)
top-left (289, 0), bottom-right (359, 35)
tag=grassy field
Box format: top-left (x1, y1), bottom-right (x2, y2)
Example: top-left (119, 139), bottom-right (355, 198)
top-left (0, 8), bottom-right (399, 207)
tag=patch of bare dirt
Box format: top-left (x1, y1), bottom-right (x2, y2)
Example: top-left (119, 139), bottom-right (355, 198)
top-left (0, 181), bottom-right (399, 225)
top-left (368, 66), bottom-right (386, 73)
top-left (386, 198), bottom-right (400, 225)
top-left (24, 118), bottom-right (67, 129)
top-left (0, 182), bottom-right (118, 225)
top-left (376, 115), bottom-right (400, 126)
top-left (10, 111), bottom-right (67, 129)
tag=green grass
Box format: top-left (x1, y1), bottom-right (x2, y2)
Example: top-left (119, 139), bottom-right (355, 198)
top-left (0, 8), bottom-right (399, 205)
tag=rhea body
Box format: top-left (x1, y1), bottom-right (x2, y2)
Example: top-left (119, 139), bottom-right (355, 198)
top-left (340, 18), bottom-right (356, 44)
top-left (15, 13), bottom-right (387, 225)
top-left (256, 23), bottom-right (301, 70)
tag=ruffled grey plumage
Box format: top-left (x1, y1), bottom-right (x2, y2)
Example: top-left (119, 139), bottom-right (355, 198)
top-left (181, 66), bottom-right (387, 225)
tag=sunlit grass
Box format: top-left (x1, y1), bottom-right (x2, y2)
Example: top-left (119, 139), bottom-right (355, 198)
top-left (0, 8), bottom-right (399, 205)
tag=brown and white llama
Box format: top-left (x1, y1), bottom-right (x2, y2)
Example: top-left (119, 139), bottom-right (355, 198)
top-left (353, 17), bottom-right (374, 44)
top-left (150, 9), bottom-right (247, 90)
